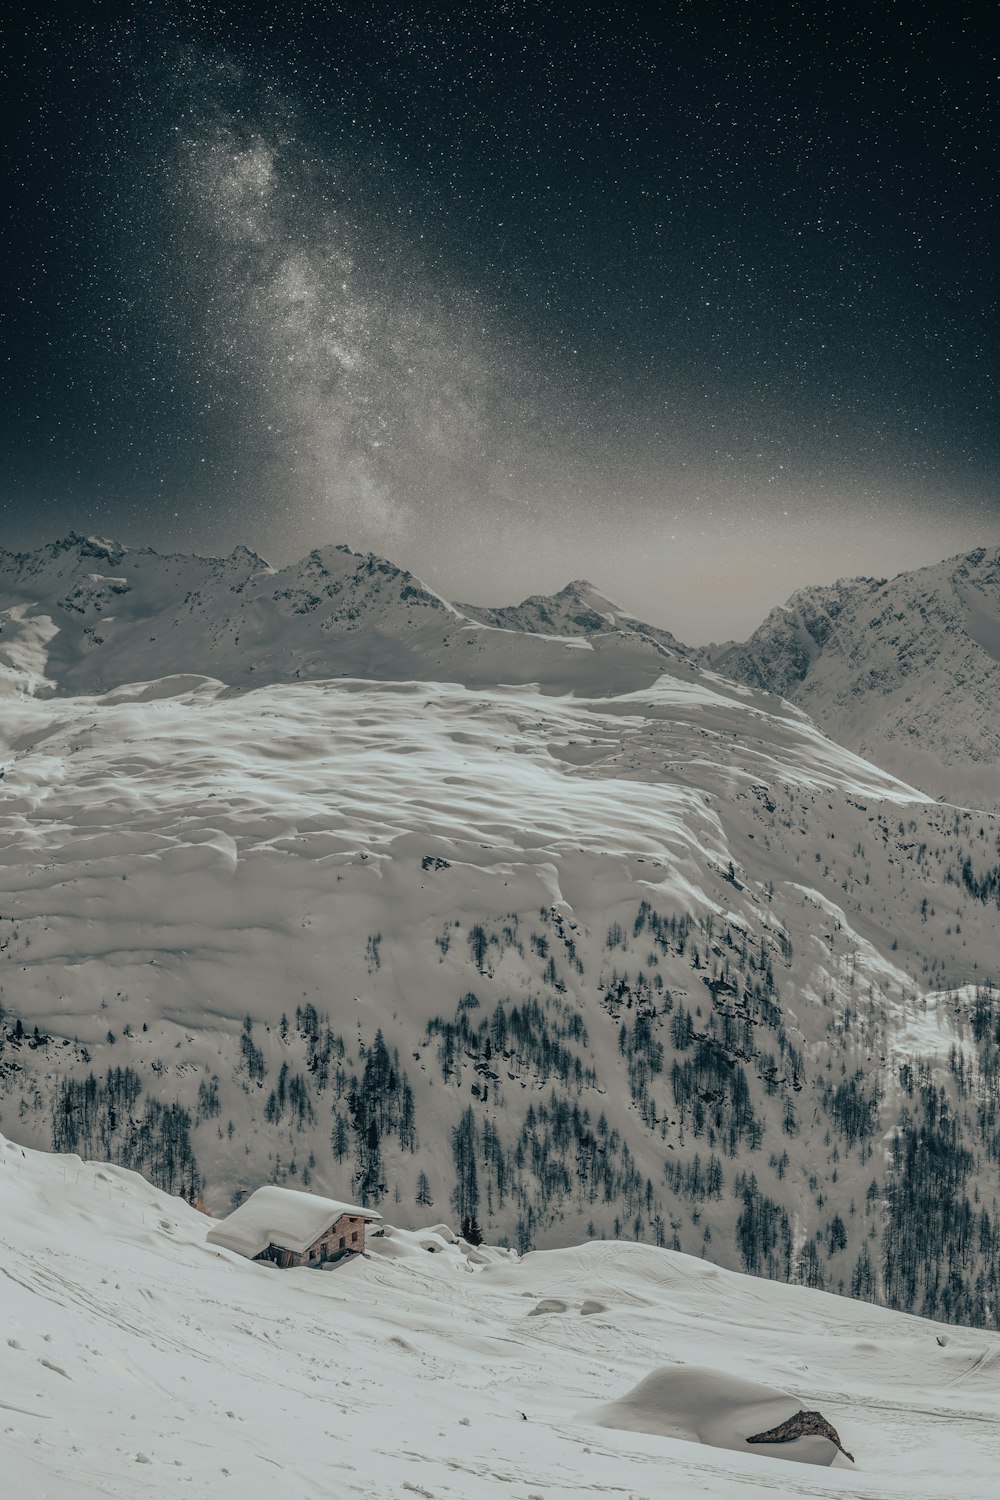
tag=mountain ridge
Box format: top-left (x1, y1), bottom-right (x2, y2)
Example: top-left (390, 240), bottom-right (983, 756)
top-left (2, 532), bottom-right (998, 806)
top-left (0, 533), bottom-right (688, 700)
top-left (712, 545), bottom-right (1000, 807)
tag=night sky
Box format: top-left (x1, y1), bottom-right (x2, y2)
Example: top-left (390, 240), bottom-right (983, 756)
top-left (3, 2), bottom-right (998, 639)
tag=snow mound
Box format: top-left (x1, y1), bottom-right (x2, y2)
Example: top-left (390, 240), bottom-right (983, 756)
top-left (528, 1297), bottom-right (569, 1315)
top-left (365, 1221), bottom-right (516, 1269)
top-left (587, 1364), bottom-right (850, 1467)
top-left (100, 675), bottom-right (225, 703)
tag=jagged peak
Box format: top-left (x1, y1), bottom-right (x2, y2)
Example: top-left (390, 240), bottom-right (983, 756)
top-left (227, 543), bottom-right (270, 570)
top-left (950, 543), bottom-right (1000, 576)
top-left (299, 543), bottom-right (408, 581)
top-left (781, 545), bottom-right (1000, 610)
top-left (49, 531), bottom-right (128, 563)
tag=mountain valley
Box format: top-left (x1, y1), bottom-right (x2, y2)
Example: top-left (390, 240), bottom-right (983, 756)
top-left (0, 535), bottom-right (998, 1331)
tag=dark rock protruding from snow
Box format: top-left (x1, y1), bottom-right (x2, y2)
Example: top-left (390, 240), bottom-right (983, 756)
top-left (747, 1408), bottom-right (855, 1463)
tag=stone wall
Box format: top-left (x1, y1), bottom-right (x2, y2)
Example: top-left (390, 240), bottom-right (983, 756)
top-left (295, 1213), bottom-right (369, 1265)
top-left (254, 1213), bottom-right (370, 1268)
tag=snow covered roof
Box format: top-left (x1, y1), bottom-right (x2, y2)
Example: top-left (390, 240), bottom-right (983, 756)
top-left (206, 1186), bottom-right (381, 1258)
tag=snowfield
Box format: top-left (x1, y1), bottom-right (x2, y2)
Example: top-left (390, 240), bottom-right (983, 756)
top-left (0, 665), bottom-right (973, 1240)
top-left (4, 1133), bottom-right (1000, 1500)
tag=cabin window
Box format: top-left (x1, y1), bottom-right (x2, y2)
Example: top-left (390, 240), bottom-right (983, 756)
top-left (351, 1232), bottom-right (358, 1243)
top-left (339, 1236), bottom-right (346, 1249)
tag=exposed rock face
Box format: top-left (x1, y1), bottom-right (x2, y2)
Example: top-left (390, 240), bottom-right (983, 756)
top-left (713, 547), bottom-right (1000, 808)
top-left (747, 1408), bottom-right (855, 1462)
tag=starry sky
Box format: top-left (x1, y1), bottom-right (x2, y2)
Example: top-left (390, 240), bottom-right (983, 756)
top-left (3, 1), bottom-right (998, 640)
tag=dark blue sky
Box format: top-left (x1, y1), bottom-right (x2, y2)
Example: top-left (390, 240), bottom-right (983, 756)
top-left (3, 2), bottom-right (997, 637)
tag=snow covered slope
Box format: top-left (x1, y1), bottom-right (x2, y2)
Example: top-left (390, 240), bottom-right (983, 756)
top-left (5, 1133), bottom-right (1000, 1500)
top-left (7, 532), bottom-right (996, 806)
top-left (2, 534), bottom-right (1000, 1332)
top-left (713, 546), bottom-right (1000, 807)
top-left (2, 650), bottom-right (1000, 1323)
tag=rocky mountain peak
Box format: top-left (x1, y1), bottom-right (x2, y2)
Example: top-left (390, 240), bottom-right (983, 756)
top-left (717, 546), bottom-right (1000, 806)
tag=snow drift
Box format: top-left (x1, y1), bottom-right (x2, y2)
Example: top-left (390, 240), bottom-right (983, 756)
top-left (588, 1365), bottom-right (849, 1467)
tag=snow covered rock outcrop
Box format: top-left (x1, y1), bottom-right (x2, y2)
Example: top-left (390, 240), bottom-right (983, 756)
top-left (589, 1365), bottom-right (852, 1466)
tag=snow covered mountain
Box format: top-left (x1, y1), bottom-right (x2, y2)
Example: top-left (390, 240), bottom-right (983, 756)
top-left (7, 1131), bottom-right (1000, 1500)
top-left (713, 546), bottom-right (1000, 808)
top-left (458, 576), bottom-right (695, 660)
top-left (1, 534), bottom-right (1000, 1333)
top-left (0, 532), bottom-right (683, 697)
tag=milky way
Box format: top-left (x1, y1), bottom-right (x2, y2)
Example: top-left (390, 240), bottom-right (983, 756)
top-left (4, 5), bottom-right (998, 637)
top-left (168, 66), bottom-right (567, 549)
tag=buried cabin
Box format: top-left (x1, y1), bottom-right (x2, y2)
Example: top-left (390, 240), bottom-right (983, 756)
top-left (207, 1185), bottom-right (382, 1268)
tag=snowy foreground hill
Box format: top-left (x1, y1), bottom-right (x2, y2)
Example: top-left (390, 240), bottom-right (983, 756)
top-left (2, 536), bottom-right (1000, 1331)
top-left (6, 1134), bottom-right (1000, 1500)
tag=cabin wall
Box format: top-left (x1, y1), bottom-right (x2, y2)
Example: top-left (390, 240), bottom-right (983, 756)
top-left (253, 1214), bottom-right (370, 1268)
top-left (303, 1213), bottom-right (368, 1263)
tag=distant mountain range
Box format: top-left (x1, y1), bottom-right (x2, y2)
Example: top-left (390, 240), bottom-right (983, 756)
top-left (2, 534), bottom-right (997, 809)
top-left (458, 577), bottom-right (695, 661)
top-left (0, 533), bottom-right (687, 699)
